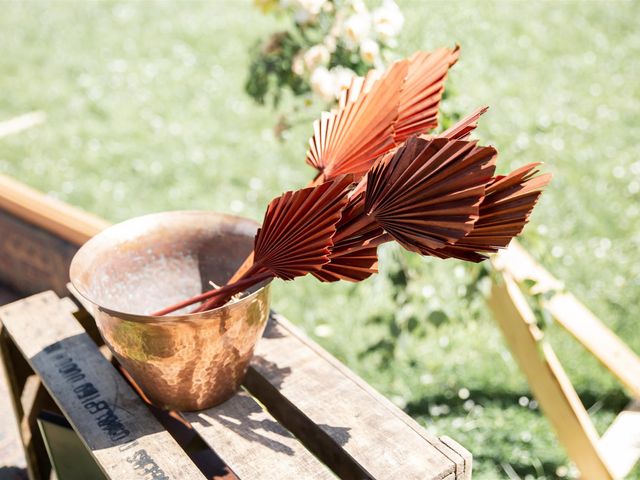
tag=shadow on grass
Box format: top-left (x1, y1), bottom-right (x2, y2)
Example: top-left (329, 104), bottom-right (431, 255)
top-left (405, 385), bottom-right (629, 418)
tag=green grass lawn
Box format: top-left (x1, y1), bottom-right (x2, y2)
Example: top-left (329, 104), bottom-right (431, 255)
top-left (1, 1), bottom-right (639, 478)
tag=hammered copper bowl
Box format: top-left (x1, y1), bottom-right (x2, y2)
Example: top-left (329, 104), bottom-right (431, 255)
top-left (69, 211), bottom-right (271, 411)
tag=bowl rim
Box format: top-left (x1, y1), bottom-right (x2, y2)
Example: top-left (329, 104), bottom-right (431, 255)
top-left (69, 209), bottom-right (272, 322)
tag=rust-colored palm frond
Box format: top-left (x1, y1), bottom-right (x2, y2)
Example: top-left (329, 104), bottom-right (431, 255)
top-left (436, 106), bottom-right (489, 140)
top-left (312, 194), bottom-right (384, 282)
top-left (306, 46), bottom-right (459, 183)
top-left (251, 175), bottom-right (353, 280)
top-left (422, 163), bottom-right (552, 262)
top-left (306, 60), bottom-right (409, 181)
top-left (365, 136), bottom-right (497, 253)
top-left (394, 46), bottom-right (461, 142)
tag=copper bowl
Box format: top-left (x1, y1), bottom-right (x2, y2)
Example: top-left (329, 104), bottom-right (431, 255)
top-left (69, 211), bottom-right (271, 411)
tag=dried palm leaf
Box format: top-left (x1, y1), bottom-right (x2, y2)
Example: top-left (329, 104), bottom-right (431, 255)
top-left (307, 61), bottom-right (408, 182)
top-left (251, 175), bottom-right (353, 280)
top-left (155, 176), bottom-right (353, 315)
top-left (394, 47), bottom-right (461, 142)
top-left (365, 136), bottom-right (497, 252)
top-left (312, 193), bottom-right (384, 282)
top-left (306, 46), bottom-right (459, 182)
top-left (421, 163), bottom-right (552, 261)
top-left (436, 106), bottom-right (489, 140)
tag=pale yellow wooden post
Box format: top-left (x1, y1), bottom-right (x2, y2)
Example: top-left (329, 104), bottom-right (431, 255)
top-left (487, 269), bottom-right (614, 480)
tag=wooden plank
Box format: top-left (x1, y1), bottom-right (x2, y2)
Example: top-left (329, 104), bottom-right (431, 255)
top-left (0, 326), bottom-right (41, 479)
top-left (0, 291), bottom-right (205, 480)
top-left (0, 173), bottom-right (108, 246)
top-left (496, 243), bottom-right (640, 399)
top-left (184, 390), bottom-right (335, 480)
top-left (0, 111), bottom-right (46, 138)
top-left (546, 293), bottom-right (640, 399)
top-left (487, 271), bottom-right (614, 480)
top-left (598, 399), bottom-right (640, 479)
top-left (0, 209), bottom-right (82, 296)
top-left (244, 313), bottom-right (469, 480)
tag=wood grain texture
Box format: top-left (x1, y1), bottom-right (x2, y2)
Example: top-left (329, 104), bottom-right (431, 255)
top-left (244, 312), bottom-right (469, 480)
top-left (496, 242), bottom-right (640, 399)
top-left (0, 209), bottom-right (81, 297)
top-left (598, 400), bottom-right (640, 479)
top-left (488, 271), bottom-right (613, 480)
top-left (0, 291), bottom-right (205, 480)
top-left (0, 173), bottom-right (107, 246)
top-left (185, 390), bottom-right (335, 479)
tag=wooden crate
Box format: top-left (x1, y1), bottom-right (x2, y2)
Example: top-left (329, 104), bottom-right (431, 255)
top-left (0, 173), bottom-right (471, 479)
top-left (0, 289), bottom-right (470, 480)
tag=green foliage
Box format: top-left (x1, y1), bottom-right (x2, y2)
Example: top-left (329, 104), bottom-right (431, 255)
top-left (245, 31), bottom-right (309, 107)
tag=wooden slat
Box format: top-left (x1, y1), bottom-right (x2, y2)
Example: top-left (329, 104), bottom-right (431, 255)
top-left (244, 313), bottom-right (470, 480)
top-left (0, 173), bottom-right (107, 246)
top-left (488, 271), bottom-right (614, 480)
top-left (546, 293), bottom-right (640, 399)
top-left (496, 243), bottom-right (640, 399)
top-left (184, 390), bottom-right (335, 479)
top-left (598, 400), bottom-right (640, 479)
top-left (0, 209), bottom-right (83, 297)
top-left (69, 283), bottom-right (470, 480)
top-left (0, 291), bottom-right (205, 480)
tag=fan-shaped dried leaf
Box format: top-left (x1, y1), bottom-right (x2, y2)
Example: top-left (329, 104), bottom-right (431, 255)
top-left (436, 106), bottom-right (489, 141)
top-left (252, 175), bottom-right (353, 280)
top-left (306, 61), bottom-right (408, 181)
top-left (312, 194), bottom-right (384, 282)
top-left (365, 136), bottom-right (497, 252)
top-left (422, 163), bottom-right (552, 261)
top-left (394, 47), bottom-right (461, 142)
top-left (306, 47), bottom-right (459, 182)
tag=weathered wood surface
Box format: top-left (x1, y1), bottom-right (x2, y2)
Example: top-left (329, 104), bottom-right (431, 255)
top-left (245, 313), bottom-right (470, 480)
top-left (0, 173), bottom-right (108, 246)
top-left (598, 400), bottom-right (640, 479)
top-left (496, 242), bottom-right (640, 399)
top-left (0, 291), bottom-right (205, 480)
top-left (488, 271), bottom-right (614, 480)
top-left (0, 209), bottom-right (81, 297)
top-left (185, 390), bottom-right (335, 479)
top-left (68, 284), bottom-right (470, 480)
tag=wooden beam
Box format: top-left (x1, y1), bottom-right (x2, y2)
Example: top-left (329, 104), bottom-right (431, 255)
top-left (487, 270), bottom-right (614, 480)
top-left (0, 174), bottom-right (108, 246)
top-left (496, 243), bottom-right (640, 399)
top-left (598, 400), bottom-right (640, 479)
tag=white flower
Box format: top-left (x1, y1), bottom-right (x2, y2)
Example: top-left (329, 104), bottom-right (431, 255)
top-left (310, 66), bottom-right (335, 102)
top-left (343, 12), bottom-right (371, 45)
top-left (351, 0), bottom-right (368, 14)
top-left (372, 0), bottom-right (404, 41)
top-left (311, 66), bottom-right (357, 102)
top-left (324, 34), bottom-right (337, 53)
top-left (292, 0), bottom-right (326, 24)
top-left (292, 53), bottom-right (305, 76)
top-left (303, 44), bottom-right (330, 71)
top-left (330, 66), bottom-right (356, 97)
top-left (359, 38), bottom-right (380, 64)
